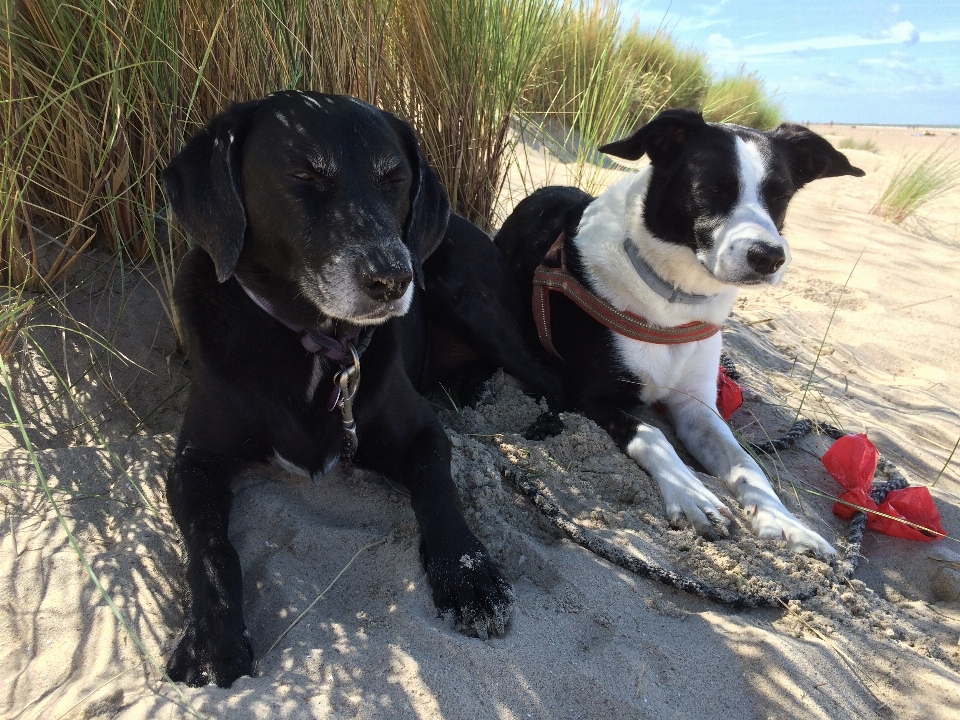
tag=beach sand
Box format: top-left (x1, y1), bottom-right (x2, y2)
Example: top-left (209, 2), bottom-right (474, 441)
top-left (1, 124), bottom-right (959, 719)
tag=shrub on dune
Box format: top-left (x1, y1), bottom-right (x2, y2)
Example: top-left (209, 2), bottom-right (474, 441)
top-left (871, 147), bottom-right (960, 225)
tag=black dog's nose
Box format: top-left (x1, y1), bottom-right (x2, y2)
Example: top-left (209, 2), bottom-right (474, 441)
top-left (746, 243), bottom-right (786, 275)
top-left (357, 260), bottom-right (413, 302)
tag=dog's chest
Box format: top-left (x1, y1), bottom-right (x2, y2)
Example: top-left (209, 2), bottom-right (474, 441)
top-left (611, 332), bottom-right (717, 404)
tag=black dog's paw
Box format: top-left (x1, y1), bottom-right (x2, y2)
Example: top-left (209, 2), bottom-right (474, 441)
top-left (424, 546), bottom-right (515, 640)
top-left (166, 621), bottom-right (253, 687)
top-left (523, 411), bottom-right (564, 441)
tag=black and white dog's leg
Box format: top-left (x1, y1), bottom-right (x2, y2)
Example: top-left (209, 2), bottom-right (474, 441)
top-left (165, 445), bottom-right (252, 687)
top-left (584, 402), bottom-right (733, 538)
top-left (666, 373), bottom-right (836, 557)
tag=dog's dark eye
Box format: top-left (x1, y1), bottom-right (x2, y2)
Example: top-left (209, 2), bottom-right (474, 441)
top-left (707, 186), bottom-right (735, 202)
top-left (291, 171), bottom-right (313, 181)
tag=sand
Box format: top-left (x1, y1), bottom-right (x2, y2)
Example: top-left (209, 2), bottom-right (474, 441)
top-left (1, 124), bottom-right (959, 719)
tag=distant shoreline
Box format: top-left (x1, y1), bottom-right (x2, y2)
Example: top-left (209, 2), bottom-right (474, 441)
top-left (806, 122), bottom-right (960, 130)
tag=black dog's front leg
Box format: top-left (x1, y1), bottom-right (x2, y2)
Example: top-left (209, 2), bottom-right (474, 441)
top-left (165, 445), bottom-right (252, 687)
top-left (356, 393), bottom-right (514, 638)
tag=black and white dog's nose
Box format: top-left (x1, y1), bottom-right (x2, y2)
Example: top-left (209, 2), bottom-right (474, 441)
top-left (357, 259), bottom-right (412, 302)
top-left (746, 243), bottom-right (786, 275)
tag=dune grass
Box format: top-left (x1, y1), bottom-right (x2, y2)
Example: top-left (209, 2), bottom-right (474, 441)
top-left (837, 137), bottom-right (879, 153)
top-left (701, 68), bottom-right (782, 129)
top-left (1, 0), bottom-right (781, 293)
top-left (871, 145), bottom-right (960, 225)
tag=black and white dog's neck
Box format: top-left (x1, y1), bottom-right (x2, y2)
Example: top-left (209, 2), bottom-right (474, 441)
top-left (572, 166), bottom-right (739, 329)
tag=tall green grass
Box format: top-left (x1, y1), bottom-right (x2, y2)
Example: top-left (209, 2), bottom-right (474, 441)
top-left (509, 1), bottom-right (717, 194)
top-left (1, 0), bottom-right (781, 298)
top-left (701, 68), bottom-right (782, 129)
top-left (871, 146), bottom-right (960, 225)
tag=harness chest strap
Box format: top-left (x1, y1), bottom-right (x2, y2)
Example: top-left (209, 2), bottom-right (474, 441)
top-left (532, 233), bottom-right (721, 358)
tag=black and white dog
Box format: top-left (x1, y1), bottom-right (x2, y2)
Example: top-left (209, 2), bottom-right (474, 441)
top-left (496, 109), bottom-right (864, 555)
top-left (161, 91), bottom-right (557, 687)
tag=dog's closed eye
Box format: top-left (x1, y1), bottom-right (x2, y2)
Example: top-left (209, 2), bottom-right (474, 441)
top-left (380, 169), bottom-right (408, 185)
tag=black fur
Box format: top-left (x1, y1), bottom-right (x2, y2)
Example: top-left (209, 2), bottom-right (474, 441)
top-left (162, 92), bottom-right (550, 687)
top-left (494, 187), bottom-right (644, 447)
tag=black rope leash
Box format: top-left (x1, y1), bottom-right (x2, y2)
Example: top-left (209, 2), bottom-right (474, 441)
top-left (495, 360), bottom-right (911, 608)
top-left (495, 459), bottom-right (818, 609)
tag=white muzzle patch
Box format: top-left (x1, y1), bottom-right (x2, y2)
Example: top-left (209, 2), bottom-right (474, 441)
top-left (699, 137), bottom-right (791, 285)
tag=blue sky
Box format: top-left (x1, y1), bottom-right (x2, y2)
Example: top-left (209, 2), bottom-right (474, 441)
top-left (625, 1), bottom-right (960, 125)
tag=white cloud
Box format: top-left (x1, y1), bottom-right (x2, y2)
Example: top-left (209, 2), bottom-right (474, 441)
top-left (815, 71), bottom-right (856, 88)
top-left (858, 52), bottom-right (943, 85)
top-left (706, 22), bottom-right (960, 61)
top-left (627, 1), bottom-right (732, 35)
top-left (884, 20), bottom-right (919, 44)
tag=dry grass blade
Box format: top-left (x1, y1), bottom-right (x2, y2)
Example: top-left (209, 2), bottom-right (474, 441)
top-left (257, 535), bottom-right (390, 668)
top-left (932, 434), bottom-right (960, 489)
top-left (3, 0), bottom-right (782, 301)
top-left (871, 145), bottom-right (960, 224)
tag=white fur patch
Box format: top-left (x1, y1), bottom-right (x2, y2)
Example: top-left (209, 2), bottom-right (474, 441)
top-left (625, 423), bottom-right (730, 535)
top-left (613, 331), bottom-right (722, 405)
top-left (573, 168), bottom-right (738, 330)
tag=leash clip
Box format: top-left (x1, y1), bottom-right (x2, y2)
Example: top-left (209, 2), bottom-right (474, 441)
top-left (334, 343), bottom-right (361, 460)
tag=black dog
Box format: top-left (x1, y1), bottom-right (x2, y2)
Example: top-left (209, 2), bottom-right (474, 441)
top-left (496, 110), bottom-right (863, 555)
top-left (162, 91), bottom-right (556, 687)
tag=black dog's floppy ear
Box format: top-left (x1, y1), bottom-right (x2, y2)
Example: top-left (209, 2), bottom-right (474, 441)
top-left (770, 123), bottom-right (866, 188)
top-left (161, 100), bottom-right (260, 283)
top-left (598, 108), bottom-right (707, 164)
top-left (386, 114), bottom-right (450, 288)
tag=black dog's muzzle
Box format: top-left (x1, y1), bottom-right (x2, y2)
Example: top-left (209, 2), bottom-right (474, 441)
top-left (356, 248), bottom-right (413, 302)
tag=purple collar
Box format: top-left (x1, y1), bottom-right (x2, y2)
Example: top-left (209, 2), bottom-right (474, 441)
top-left (235, 277), bottom-right (374, 363)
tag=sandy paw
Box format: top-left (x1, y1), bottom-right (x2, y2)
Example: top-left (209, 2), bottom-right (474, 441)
top-left (166, 620), bottom-right (253, 688)
top-left (662, 479), bottom-right (733, 540)
top-left (523, 411), bottom-right (565, 441)
top-left (746, 504), bottom-right (837, 558)
top-left (425, 546), bottom-right (515, 639)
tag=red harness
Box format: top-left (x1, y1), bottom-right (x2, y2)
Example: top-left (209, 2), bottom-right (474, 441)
top-left (532, 233), bottom-right (721, 358)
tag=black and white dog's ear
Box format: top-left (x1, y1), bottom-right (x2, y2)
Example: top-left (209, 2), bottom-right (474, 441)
top-left (770, 123), bottom-right (866, 188)
top-left (161, 100), bottom-right (260, 283)
top-left (386, 114), bottom-right (450, 289)
top-left (598, 108), bottom-right (707, 164)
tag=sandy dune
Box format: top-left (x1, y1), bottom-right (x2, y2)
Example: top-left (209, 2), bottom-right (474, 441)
top-left (1, 125), bottom-right (958, 720)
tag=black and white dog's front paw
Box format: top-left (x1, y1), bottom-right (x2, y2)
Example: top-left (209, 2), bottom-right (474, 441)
top-left (422, 542), bottom-right (515, 639)
top-left (166, 618), bottom-right (253, 688)
top-left (745, 502), bottom-right (837, 559)
top-left (523, 410), bottom-right (565, 441)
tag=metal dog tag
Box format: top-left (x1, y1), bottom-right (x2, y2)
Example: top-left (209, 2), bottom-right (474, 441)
top-left (334, 344), bottom-right (361, 460)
